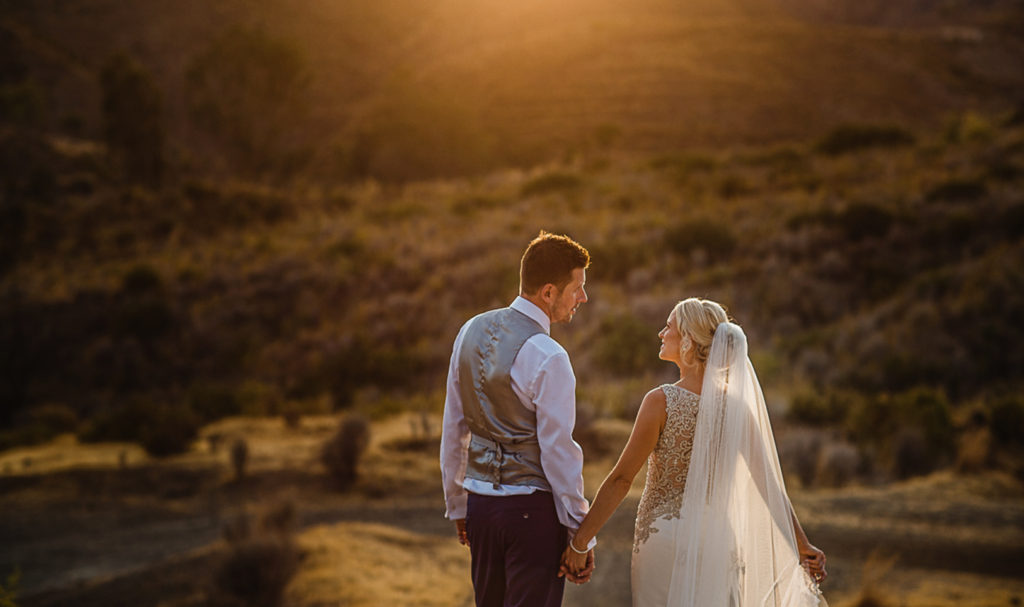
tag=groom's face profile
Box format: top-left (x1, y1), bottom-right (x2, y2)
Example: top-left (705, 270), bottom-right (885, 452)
top-left (546, 267), bottom-right (588, 324)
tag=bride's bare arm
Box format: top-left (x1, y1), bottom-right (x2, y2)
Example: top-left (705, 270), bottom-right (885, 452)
top-left (560, 387), bottom-right (666, 573)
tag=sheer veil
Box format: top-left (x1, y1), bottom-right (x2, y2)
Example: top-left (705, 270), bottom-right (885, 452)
top-left (666, 322), bottom-right (825, 606)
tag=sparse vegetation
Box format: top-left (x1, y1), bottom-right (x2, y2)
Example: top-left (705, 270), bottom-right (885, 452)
top-left (0, 568), bottom-right (18, 607)
top-left (230, 438), bottom-right (248, 482)
top-left (2, 3), bottom-right (1024, 603)
top-left (815, 124), bottom-right (915, 155)
top-left (214, 503), bottom-right (300, 607)
top-left (321, 415), bottom-right (370, 489)
top-left (101, 52), bottom-right (164, 186)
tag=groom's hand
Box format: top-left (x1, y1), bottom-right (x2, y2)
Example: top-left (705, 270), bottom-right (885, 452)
top-left (454, 518), bottom-right (469, 547)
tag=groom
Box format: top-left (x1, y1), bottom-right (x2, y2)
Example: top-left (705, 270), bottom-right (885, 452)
top-left (440, 231), bottom-right (596, 607)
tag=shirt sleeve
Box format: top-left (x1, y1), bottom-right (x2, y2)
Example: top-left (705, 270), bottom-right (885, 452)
top-left (532, 349), bottom-right (595, 547)
top-left (440, 324), bottom-right (471, 520)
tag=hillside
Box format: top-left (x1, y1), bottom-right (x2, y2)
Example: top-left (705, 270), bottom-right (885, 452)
top-left (1, 0), bottom-right (1023, 179)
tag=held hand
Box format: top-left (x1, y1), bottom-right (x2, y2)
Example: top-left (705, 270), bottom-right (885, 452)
top-left (559, 545), bottom-right (588, 576)
top-left (558, 547), bottom-right (595, 584)
top-left (454, 519), bottom-right (469, 547)
top-left (799, 542), bottom-right (827, 583)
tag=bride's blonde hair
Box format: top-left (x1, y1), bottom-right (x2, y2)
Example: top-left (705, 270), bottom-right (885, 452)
top-left (671, 298), bottom-right (729, 366)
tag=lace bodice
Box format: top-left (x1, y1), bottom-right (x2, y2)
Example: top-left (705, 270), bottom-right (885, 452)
top-left (634, 384), bottom-right (700, 551)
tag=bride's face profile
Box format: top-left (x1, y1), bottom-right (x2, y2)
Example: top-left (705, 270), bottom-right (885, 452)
top-left (658, 312), bottom-right (684, 364)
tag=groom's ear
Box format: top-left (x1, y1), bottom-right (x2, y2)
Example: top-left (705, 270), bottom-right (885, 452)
top-left (539, 283), bottom-right (557, 304)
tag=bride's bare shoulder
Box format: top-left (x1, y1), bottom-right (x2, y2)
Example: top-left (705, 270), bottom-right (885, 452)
top-left (638, 386), bottom-right (669, 415)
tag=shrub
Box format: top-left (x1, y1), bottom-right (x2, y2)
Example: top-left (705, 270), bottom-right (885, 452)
top-left (520, 172), bottom-right (582, 197)
top-left (989, 396), bottom-right (1024, 447)
top-left (230, 438), bottom-right (249, 482)
top-left (189, 383), bottom-right (243, 423)
top-left (321, 414), bottom-right (370, 489)
top-left (572, 401), bottom-right (603, 460)
top-left (649, 152), bottom-right (717, 179)
top-left (0, 567), bottom-right (19, 607)
top-left (836, 203), bottom-right (894, 241)
top-left (139, 404), bottom-right (202, 457)
top-left (816, 441), bottom-right (860, 487)
top-left (787, 389), bottom-right (856, 427)
top-left (593, 313), bottom-right (658, 377)
top-left (891, 427), bottom-right (931, 479)
top-left (776, 427), bottom-right (825, 488)
top-left (0, 79), bottom-right (46, 127)
top-left (23, 402), bottom-right (78, 435)
top-left (186, 26), bottom-right (310, 176)
top-left (114, 297), bottom-right (176, 341)
top-left (716, 174), bottom-right (750, 198)
top-left (587, 239), bottom-right (653, 283)
top-left (100, 52), bottom-right (164, 185)
top-left (121, 264), bottom-right (163, 295)
top-left (925, 178), bottom-right (987, 203)
top-left (815, 124), bottom-right (915, 155)
top-left (214, 505), bottom-right (299, 607)
top-left (82, 399), bottom-right (200, 457)
top-left (663, 218), bottom-right (737, 260)
top-left (281, 401), bottom-right (302, 428)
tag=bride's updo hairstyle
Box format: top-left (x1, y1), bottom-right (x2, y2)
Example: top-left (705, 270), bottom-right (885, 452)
top-left (671, 298), bottom-right (729, 366)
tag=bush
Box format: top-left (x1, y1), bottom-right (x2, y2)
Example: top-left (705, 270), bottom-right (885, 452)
top-left (845, 387), bottom-right (954, 479)
top-left (186, 26), bottom-right (311, 176)
top-left (0, 567), bottom-right (19, 607)
top-left (593, 313), bottom-right (658, 376)
top-left (776, 427), bottom-right (825, 488)
top-left (189, 383), bottom-right (242, 423)
top-left (281, 401), bottom-right (302, 428)
top-left (139, 404), bottom-right (202, 457)
top-left (100, 52), bottom-right (164, 185)
top-left (321, 414), bottom-right (370, 489)
top-left (20, 402), bottom-right (78, 437)
top-left (990, 396), bottom-right (1024, 447)
top-left (787, 389), bottom-right (857, 427)
top-left (81, 399), bottom-right (201, 457)
top-left (520, 172), bottom-right (582, 197)
top-left (816, 440), bottom-right (860, 487)
top-left (836, 203), bottom-right (894, 241)
top-left (891, 427), bottom-right (931, 479)
top-left (925, 178), bottom-right (988, 203)
top-left (663, 218), bottom-right (737, 260)
top-left (114, 298), bottom-right (176, 341)
top-left (214, 505), bottom-right (299, 607)
top-left (230, 438), bottom-right (249, 482)
top-left (815, 124), bottom-right (915, 155)
top-left (121, 264), bottom-right (163, 295)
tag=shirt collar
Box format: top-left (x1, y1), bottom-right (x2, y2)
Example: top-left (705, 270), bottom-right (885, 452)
top-left (511, 296), bottom-right (550, 335)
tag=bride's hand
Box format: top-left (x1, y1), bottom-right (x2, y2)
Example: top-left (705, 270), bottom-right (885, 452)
top-left (799, 542), bottom-right (827, 583)
top-left (559, 545), bottom-right (588, 576)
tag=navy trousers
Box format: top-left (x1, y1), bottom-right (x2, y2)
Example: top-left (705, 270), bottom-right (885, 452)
top-left (466, 491), bottom-right (567, 607)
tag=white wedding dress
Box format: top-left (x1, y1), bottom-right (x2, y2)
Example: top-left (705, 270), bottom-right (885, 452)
top-left (630, 323), bottom-right (826, 607)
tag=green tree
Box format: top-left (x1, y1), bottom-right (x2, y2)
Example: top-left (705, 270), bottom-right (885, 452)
top-left (100, 52), bottom-right (164, 186)
top-left (186, 27), bottom-right (311, 176)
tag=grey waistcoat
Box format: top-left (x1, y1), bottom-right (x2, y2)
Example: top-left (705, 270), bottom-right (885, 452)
top-left (458, 307), bottom-right (552, 491)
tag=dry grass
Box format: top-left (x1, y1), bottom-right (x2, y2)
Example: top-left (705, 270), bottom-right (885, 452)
top-left (287, 522), bottom-right (473, 607)
top-left (3, 414), bottom-right (1023, 607)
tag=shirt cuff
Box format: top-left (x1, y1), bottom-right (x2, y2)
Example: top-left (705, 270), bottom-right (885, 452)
top-left (568, 528), bottom-right (597, 551)
top-left (445, 494), bottom-right (468, 520)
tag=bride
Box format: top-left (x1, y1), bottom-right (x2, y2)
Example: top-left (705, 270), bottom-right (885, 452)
top-left (561, 298), bottom-right (827, 606)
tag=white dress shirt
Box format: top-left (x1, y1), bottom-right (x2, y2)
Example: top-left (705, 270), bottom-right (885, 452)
top-left (440, 296), bottom-right (593, 541)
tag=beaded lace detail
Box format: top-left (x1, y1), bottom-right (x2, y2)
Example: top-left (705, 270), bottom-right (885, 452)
top-left (633, 384), bottom-right (700, 552)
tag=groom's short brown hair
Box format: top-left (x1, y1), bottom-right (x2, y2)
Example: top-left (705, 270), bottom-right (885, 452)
top-left (520, 231), bottom-right (590, 295)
